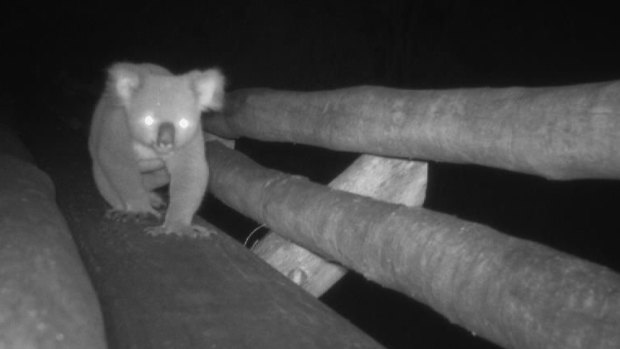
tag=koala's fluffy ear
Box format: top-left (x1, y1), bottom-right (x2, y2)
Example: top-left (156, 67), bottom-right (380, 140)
top-left (109, 63), bottom-right (141, 106)
top-left (193, 69), bottom-right (225, 111)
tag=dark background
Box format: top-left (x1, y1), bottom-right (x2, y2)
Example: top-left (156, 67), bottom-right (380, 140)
top-left (2, 1), bottom-right (619, 348)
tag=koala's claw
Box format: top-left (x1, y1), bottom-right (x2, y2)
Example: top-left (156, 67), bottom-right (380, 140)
top-left (145, 223), bottom-right (214, 239)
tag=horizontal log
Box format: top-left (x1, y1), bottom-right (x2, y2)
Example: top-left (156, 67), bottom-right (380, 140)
top-left (205, 82), bottom-right (620, 179)
top-left (206, 141), bottom-right (620, 349)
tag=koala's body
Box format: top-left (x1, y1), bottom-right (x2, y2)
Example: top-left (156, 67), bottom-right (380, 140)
top-left (88, 62), bottom-right (225, 237)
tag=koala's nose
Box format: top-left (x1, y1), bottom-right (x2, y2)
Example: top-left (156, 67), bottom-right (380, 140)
top-left (157, 122), bottom-right (175, 147)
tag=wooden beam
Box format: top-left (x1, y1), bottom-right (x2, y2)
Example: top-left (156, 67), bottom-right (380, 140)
top-left (205, 82), bottom-right (620, 180)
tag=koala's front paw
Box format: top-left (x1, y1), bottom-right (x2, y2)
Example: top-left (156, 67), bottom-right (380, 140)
top-left (145, 222), bottom-right (214, 239)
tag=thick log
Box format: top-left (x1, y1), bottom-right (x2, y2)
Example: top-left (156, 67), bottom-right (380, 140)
top-left (253, 154), bottom-right (427, 296)
top-left (0, 127), bottom-right (106, 349)
top-left (207, 141), bottom-right (620, 349)
top-left (32, 129), bottom-right (384, 349)
top-left (205, 82), bottom-right (620, 180)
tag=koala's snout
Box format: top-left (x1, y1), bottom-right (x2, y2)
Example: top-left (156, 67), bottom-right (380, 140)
top-left (157, 122), bottom-right (175, 148)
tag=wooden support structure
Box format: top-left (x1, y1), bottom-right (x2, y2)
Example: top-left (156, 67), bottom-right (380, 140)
top-left (0, 126), bottom-right (106, 349)
top-left (28, 126), bottom-right (383, 348)
top-left (204, 81), bottom-right (620, 349)
top-left (6, 77), bottom-right (620, 348)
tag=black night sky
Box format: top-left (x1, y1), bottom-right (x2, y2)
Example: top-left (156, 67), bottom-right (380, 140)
top-left (2, 1), bottom-right (620, 348)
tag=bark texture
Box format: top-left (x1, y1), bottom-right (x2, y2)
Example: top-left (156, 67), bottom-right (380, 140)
top-left (205, 82), bottom-right (620, 180)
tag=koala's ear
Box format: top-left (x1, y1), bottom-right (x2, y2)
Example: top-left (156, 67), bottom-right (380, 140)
top-left (193, 68), bottom-right (225, 111)
top-left (108, 63), bottom-right (141, 106)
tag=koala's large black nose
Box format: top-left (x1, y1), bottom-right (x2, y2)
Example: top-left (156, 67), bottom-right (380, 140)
top-left (157, 122), bottom-right (175, 147)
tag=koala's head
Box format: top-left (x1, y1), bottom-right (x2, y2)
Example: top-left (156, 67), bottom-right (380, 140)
top-left (109, 64), bottom-right (225, 154)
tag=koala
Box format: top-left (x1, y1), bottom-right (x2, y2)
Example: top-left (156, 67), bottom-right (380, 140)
top-left (88, 62), bottom-right (225, 237)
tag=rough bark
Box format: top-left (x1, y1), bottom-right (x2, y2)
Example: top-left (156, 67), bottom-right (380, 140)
top-left (207, 141), bottom-right (620, 349)
top-left (205, 82), bottom-right (620, 180)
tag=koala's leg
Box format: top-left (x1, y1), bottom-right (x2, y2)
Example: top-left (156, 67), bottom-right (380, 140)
top-left (166, 133), bottom-right (208, 226)
top-left (147, 133), bottom-right (210, 237)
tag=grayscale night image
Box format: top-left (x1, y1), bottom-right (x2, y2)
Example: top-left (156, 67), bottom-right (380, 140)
top-left (1, 2), bottom-right (619, 348)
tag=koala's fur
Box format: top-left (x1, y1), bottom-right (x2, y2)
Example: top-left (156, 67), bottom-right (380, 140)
top-left (88, 62), bottom-right (224, 237)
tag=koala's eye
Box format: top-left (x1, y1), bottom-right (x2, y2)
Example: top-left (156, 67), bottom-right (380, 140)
top-left (179, 118), bottom-right (190, 129)
top-left (144, 114), bottom-right (155, 126)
